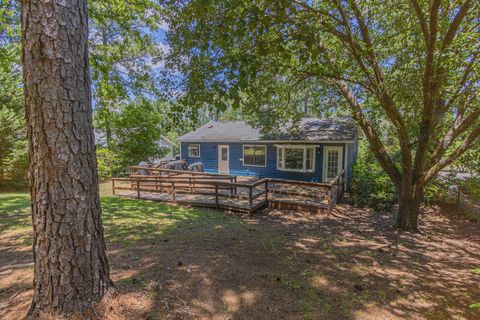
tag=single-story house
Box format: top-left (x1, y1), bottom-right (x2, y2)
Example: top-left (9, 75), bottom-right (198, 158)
top-left (177, 117), bottom-right (358, 184)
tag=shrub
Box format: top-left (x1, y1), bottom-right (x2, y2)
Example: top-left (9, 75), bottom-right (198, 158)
top-left (96, 147), bottom-right (121, 180)
top-left (110, 100), bottom-right (167, 171)
top-left (423, 178), bottom-right (453, 206)
top-left (460, 177), bottom-right (480, 203)
top-left (351, 141), bottom-right (397, 211)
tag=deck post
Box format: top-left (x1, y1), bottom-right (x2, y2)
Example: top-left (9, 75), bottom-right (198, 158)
top-left (327, 188), bottom-right (332, 214)
top-left (189, 177), bottom-right (192, 192)
top-left (230, 178), bottom-right (233, 195)
top-left (112, 179), bottom-right (115, 195)
top-left (171, 181), bottom-right (176, 202)
top-left (249, 186), bottom-right (253, 213)
top-left (137, 181), bottom-right (140, 199)
top-left (264, 180), bottom-right (268, 204)
top-left (215, 185), bottom-right (219, 209)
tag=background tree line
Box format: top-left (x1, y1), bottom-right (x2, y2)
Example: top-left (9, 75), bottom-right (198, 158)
top-left (0, 0), bottom-right (194, 189)
top-left (2, 0), bottom-right (479, 225)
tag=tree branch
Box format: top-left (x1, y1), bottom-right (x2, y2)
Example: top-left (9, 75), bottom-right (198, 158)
top-left (421, 126), bottom-right (480, 185)
top-left (343, 0), bottom-right (413, 172)
top-left (335, 80), bottom-right (402, 187)
top-left (289, 0), bottom-right (342, 24)
top-left (441, 0), bottom-right (472, 51)
top-left (409, 0), bottom-right (429, 44)
top-left (412, 0), bottom-right (442, 181)
top-left (429, 108), bottom-right (480, 166)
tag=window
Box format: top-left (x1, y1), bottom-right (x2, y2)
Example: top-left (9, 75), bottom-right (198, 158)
top-left (188, 144), bottom-right (200, 157)
top-left (221, 147), bottom-right (228, 161)
top-left (306, 148), bottom-right (314, 170)
top-left (285, 148), bottom-right (304, 170)
top-left (323, 146), bottom-right (343, 182)
top-left (276, 145), bottom-right (317, 172)
top-left (243, 145), bottom-right (267, 167)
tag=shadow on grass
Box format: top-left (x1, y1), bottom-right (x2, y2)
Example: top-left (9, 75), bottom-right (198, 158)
top-left (1, 193), bottom-right (479, 319)
top-left (0, 194), bottom-right (31, 235)
top-left (0, 194), bottom-right (33, 252)
top-left (100, 196), bottom-right (240, 246)
top-left (102, 200), bottom-right (480, 320)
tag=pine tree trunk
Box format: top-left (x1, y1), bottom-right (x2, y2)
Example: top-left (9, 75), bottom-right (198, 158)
top-left (21, 0), bottom-right (114, 317)
top-left (394, 182), bottom-right (422, 232)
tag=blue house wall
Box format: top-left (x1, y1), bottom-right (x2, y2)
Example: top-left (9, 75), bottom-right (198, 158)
top-left (181, 141), bottom-right (357, 183)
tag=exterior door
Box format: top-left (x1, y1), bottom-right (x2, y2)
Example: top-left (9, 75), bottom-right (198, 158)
top-left (323, 146), bottom-right (343, 182)
top-left (218, 145), bottom-right (229, 174)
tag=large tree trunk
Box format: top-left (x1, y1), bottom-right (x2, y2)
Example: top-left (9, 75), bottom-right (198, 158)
top-left (21, 0), bottom-right (114, 317)
top-left (394, 180), bottom-right (423, 232)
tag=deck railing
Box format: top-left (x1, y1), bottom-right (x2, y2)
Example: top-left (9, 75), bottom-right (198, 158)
top-left (111, 168), bottom-right (345, 214)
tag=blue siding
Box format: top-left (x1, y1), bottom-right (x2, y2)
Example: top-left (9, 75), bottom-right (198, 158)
top-left (181, 141), bottom-right (356, 183)
top-left (346, 137), bottom-right (358, 184)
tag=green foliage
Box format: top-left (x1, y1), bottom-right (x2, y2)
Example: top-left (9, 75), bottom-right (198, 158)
top-left (1, 1), bottom-right (168, 185)
top-left (0, 1), bottom-right (21, 112)
top-left (423, 179), bottom-right (452, 206)
top-left (454, 144), bottom-right (480, 175)
top-left (164, 0), bottom-right (480, 226)
top-left (423, 176), bottom-right (480, 206)
top-left (0, 1), bottom-right (26, 190)
top-left (89, 0), bottom-right (165, 144)
top-left (351, 141), bottom-right (396, 211)
top-left (0, 107), bottom-right (28, 189)
top-left (96, 147), bottom-right (120, 181)
top-left (106, 99), bottom-right (166, 173)
top-left (460, 177), bottom-right (480, 203)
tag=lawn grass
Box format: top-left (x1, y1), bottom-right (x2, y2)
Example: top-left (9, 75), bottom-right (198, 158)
top-left (0, 193), bottom-right (31, 237)
top-left (100, 196), bottom-right (239, 245)
top-left (0, 191), bottom-right (239, 247)
top-left (1, 190), bottom-right (479, 320)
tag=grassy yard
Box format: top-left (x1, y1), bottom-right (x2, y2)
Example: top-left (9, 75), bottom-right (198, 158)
top-left (0, 190), bottom-right (479, 320)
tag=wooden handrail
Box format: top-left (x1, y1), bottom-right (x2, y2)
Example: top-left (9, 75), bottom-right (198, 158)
top-left (112, 168), bottom-right (346, 214)
top-left (328, 169), bottom-right (345, 187)
top-left (117, 170), bottom-right (345, 190)
top-left (265, 178), bottom-right (331, 188)
top-left (112, 177), bottom-right (265, 189)
top-left (130, 166), bottom-right (235, 178)
top-left (128, 174), bottom-right (234, 181)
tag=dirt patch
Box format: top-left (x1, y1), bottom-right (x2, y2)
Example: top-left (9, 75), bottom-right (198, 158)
top-left (1, 198), bottom-right (479, 319)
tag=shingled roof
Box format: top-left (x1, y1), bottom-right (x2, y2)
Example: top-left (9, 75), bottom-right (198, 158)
top-left (177, 117), bottom-right (357, 142)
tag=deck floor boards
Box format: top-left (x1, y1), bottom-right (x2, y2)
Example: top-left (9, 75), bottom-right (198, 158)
top-left (114, 180), bottom-right (329, 212)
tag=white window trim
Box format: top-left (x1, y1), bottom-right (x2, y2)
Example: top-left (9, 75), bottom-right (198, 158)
top-left (242, 144), bottom-right (267, 167)
top-left (187, 144), bottom-right (201, 158)
top-left (323, 146), bottom-right (344, 182)
top-left (276, 145), bottom-right (317, 173)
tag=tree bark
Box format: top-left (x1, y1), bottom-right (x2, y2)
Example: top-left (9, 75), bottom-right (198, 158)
top-left (394, 181), bottom-right (423, 232)
top-left (21, 0), bottom-right (114, 317)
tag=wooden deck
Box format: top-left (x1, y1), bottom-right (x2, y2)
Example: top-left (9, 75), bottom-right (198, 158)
top-left (112, 167), bottom-right (345, 214)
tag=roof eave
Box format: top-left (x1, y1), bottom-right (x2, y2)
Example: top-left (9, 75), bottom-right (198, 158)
top-left (176, 139), bottom-right (355, 143)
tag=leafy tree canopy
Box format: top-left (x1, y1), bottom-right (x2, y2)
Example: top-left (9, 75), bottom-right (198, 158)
top-left (0, 0), bottom-right (22, 112)
top-left (89, 0), bottom-right (167, 144)
top-left (163, 0), bottom-right (480, 230)
top-left (0, 0), bottom-right (27, 188)
top-left (109, 99), bottom-right (166, 171)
